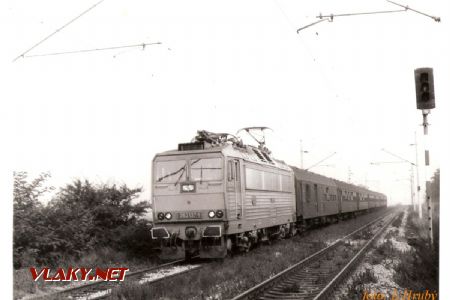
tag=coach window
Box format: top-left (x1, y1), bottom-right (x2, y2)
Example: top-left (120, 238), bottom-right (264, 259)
top-left (305, 184), bottom-right (311, 202)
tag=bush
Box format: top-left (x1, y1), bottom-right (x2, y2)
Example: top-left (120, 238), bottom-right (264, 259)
top-left (345, 268), bottom-right (377, 299)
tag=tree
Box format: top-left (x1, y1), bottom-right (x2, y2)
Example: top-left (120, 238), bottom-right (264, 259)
top-left (47, 179), bottom-right (151, 256)
top-left (13, 172), bottom-right (54, 268)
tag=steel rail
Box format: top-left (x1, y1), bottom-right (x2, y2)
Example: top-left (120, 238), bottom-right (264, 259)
top-left (313, 213), bottom-right (397, 300)
top-left (231, 210), bottom-right (395, 300)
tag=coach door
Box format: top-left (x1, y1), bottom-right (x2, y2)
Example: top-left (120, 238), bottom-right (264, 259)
top-left (227, 159), bottom-right (243, 219)
top-left (337, 189), bottom-right (342, 213)
top-left (295, 180), bottom-right (304, 217)
top-left (314, 184), bottom-right (320, 215)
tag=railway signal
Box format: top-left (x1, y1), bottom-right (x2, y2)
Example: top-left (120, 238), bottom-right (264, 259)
top-left (414, 68), bottom-right (435, 110)
top-left (413, 67), bottom-right (436, 248)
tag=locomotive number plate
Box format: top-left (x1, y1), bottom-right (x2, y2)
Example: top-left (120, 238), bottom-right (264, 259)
top-left (178, 211), bottom-right (202, 219)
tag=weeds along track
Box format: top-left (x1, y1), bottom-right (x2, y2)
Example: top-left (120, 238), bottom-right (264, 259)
top-left (32, 258), bottom-right (204, 300)
top-left (232, 211), bottom-right (399, 300)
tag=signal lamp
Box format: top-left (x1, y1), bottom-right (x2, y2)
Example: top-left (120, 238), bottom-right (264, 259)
top-left (208, 210), bottom-right (215, 218)
top-left (165, 212), bottom-right (172, 220)
top-left (216, 210), bottom-right (224, 218)
top-left (157, 212), bottom-right (165, 220)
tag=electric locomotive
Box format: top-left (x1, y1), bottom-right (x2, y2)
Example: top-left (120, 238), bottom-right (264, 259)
top-left (151, 129), bottom-right (296, 260)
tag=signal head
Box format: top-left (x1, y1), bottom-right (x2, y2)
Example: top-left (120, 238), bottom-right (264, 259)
top-left (414, 68), bottom-right (435, 110)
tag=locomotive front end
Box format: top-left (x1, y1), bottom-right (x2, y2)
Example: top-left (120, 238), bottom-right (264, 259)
top-left (151, 150), bottom-right (227, 260)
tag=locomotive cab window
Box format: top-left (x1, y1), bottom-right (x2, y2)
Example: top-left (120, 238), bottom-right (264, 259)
top-left (190, 158), bottom-right (222, 181)
top-left (155, 160), bottom-right (187, 183)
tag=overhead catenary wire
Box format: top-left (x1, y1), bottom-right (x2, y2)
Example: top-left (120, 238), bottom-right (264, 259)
top-left (23, 42), bottom-right (162, 58)
top-left (297, 8), bottom-right (407, 33)
top-left (296, 0), bottom-right (441, 33)
top-left (316, 8), bottom-right (406, 20)
top-left (296, 18), bottom-right (330, 33)
top-left (386, 0), bottom-right (441, 22)
top-left (13, 0), bottom-right (107, 62)
top-left (271, 0), bottom-right (340, 103)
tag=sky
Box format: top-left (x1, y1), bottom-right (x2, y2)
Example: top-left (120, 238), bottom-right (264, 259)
top-left (2, 0), bottom-right (449, 207)
top-left (1, 0), bottom-right (449, 296)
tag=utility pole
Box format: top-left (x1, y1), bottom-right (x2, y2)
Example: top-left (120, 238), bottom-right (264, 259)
top-left (409, 164), bottom-right (415, 209)
top-left (371, 158), bottom-right (415, 208)
top-left (300, 140), bottom-right (309, 169)
top-left (411, 131), bottom-right (421, 216)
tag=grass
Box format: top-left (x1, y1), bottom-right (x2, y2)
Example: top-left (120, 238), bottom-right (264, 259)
top-left (393, 210), bottom-right (438, 292)
top-left (341, 207), bottom-right (438, 300)
top-left (391, 211), bottom-right (404, 228)
top-left (13, 247), bottom-right (159, 300)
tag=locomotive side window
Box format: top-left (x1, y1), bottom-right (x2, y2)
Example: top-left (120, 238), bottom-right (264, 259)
top-left (190, 158), bottom-right (222, 181)
top-left (245, 168), bottom-right (263, 190)
top-left (245, 167), bottom-right (292, 192)
top-left (264, 172), bottom-right (276, 190)
top-left (280, 174), bottom-right (292, 192)
top-left (155, 160), bottom-right (187, 183)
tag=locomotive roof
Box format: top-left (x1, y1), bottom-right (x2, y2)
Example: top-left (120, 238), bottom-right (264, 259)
top-left (155, 143), bottom-right (292, 171)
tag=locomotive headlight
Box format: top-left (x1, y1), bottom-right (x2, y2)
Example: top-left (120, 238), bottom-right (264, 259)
top-left (208, 210), bottom-right (215, 218)
top-left (216, 210), bottom-right (224, 218)
top-left (157, 212), bottom-right (165, 220)
top-left (165, 212), bottom-right (173, 220)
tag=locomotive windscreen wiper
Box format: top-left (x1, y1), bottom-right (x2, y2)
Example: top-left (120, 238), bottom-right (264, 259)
top-left (174, 166), bottom-right (186, 186)
top-left (156, 164), bottom-right (186, 183)
top-left (174, 158), bottom-right (200, 186)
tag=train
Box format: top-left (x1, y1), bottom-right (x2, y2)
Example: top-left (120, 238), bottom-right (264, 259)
top-left (150, 129), bottom-right (387, 260)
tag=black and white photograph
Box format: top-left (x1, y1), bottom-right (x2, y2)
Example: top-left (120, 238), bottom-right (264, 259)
top-left (3, 0), bottom-right (448, 299)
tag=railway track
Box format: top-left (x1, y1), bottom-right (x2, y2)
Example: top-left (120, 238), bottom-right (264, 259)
top-left (31, 258), bottom-right (203, 300)
top-left (231, 211), bottom-right (399, 300)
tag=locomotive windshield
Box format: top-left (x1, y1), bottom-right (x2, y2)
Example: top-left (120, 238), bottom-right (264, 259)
top-left (155, 160), bottom-right (187, 183)
top-left (155, 157), bottom-right (222, 183)
top-left (190, 158), bottom-right (222, 181)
